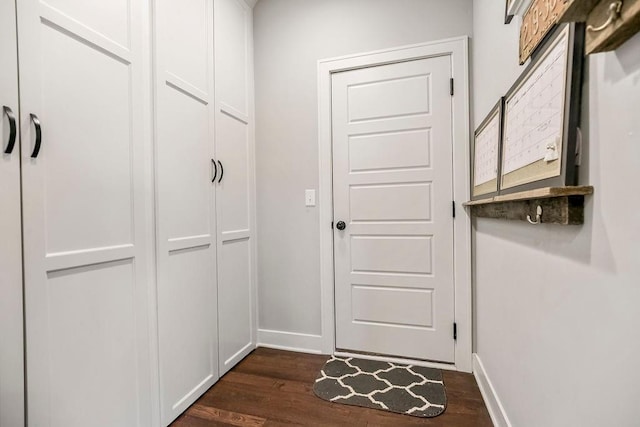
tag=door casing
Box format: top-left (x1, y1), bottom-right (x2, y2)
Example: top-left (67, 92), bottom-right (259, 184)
top-left (317, 38), bottom-right (472, 372)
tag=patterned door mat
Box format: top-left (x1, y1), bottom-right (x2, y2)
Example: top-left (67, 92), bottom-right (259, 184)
top-left (313, 356), bottom-right (447, 418)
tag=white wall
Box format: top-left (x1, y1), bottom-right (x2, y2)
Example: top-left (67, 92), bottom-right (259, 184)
top-left (253, 0), bottom-right (474, 343)
top-left (473, 1), bottom-right (640, 426)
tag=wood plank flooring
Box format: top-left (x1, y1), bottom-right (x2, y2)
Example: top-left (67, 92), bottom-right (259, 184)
top-left (171, 348), bottom-right (492, 426)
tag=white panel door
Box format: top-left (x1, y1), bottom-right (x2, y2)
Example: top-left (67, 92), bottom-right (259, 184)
top-left (0, 1), bottom-right (24, 425)
top-left (154, 0), bottom-right (219, 424)
top-left (214, 0), bottom-right (256, 375)
top-left (332, 57), bottom-right (456, 363)
top-left (17, 0), bottom-right (154, 425)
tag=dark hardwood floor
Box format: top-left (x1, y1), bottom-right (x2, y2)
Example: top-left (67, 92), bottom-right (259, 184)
top-left (171, 348), bottom-right (492, 426)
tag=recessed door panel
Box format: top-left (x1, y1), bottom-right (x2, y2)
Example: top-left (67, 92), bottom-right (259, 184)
top-left (159, 0), bottom-right (209, 93)
top-left (351, 236), bottom-right (433, 274)
top-left (217, 113), bottom-right (250, 233)
top-left (349, 129), bottom-right (431, 172)
top-left (218, 239), bottom-right (252, 368)
top-left (43, 0), bottom-right (130, 48)
top-left (352, 286), bottom-right (434, 327)
top-left (161, 87), bottom-right (211, 239)
top-left (47, 260), bottom-right (139, 426)
top-left (348, 75), bottom-right (431, 122)
top-left (215, 0), bottom-right (249, 116)
top-left (350, 183), bottom-right (432, 222)
top-left (161, 248), bottom-right (216, 409)
top-left (41, 23), bottom-right (133, 253)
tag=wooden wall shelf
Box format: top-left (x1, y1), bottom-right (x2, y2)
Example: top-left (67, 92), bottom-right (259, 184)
top-left (559, 0), bottom-right (601, 22)
top-left (558, 0), bottom-right (640, 55)
top-left (464, 186), bottom-right (594, 225)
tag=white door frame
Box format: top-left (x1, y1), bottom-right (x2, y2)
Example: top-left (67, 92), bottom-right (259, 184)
top-left (317, 37), bottom-right (472, 373)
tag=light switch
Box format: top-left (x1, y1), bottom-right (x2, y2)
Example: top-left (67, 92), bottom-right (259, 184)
top-left (305, 189), bottom-right (316, 207)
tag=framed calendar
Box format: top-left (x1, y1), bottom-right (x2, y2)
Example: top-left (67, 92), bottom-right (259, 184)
top-left (472, 99), bottom-right (504, 199)
top-left (500, 23), bottom-right (585, 194)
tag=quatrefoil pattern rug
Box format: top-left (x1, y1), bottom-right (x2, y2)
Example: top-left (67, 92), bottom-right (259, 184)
top-left (313, 356), bottom-right (447, 417)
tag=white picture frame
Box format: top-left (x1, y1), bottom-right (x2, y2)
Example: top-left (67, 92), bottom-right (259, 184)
top-left (499, 24), bottom-right (585, 194)
top-left (472, 99), bottom-right (504, 199)
top-left (505, 0), bottom-right (533, 23)
top-left (508, 0), bottom-right (533, 16)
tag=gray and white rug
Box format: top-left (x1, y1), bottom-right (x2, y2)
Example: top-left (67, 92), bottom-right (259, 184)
top-left (313, 356), bottom-right (447, 418)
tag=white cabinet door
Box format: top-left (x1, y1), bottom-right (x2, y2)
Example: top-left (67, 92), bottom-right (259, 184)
top-left (0, 1), bottom-right (24, 425)
top-left (332, 57), bottom-right (456, 363)
top-left (214, 0), bottom-right (256, 375)
top-left (17, 0), bottom-right (154, 425)
top-left (154, 0), bottom-right (219, 424)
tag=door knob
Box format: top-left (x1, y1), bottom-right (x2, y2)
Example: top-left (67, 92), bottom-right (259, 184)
top-left (336, 221), bottom-right (346, 230)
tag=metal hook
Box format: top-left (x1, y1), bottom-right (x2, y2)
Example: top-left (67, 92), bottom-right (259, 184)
top-left (587, 1), bottom-right (623, 33)
top-left (527, 205), bottom-right (543, 225)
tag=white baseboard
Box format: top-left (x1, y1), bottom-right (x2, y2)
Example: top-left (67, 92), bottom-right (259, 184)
top-left (473, 354), bottom-right (512, 427)
top-left (221, 342), bottom-right (255, 376)
top-left (257, 329), bottom-right (324, 354)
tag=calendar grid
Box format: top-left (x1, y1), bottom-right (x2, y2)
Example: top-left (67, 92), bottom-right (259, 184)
top-left (474, 113), bottom-right (500, 186)
top-left (503, 31), bottom-right (568, 175)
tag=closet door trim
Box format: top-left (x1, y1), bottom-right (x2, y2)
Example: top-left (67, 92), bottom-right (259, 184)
top-left (0, 0), bottom-right (24, 424)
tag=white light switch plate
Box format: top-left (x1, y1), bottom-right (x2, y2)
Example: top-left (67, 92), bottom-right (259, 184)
top-left (305, 189), bottom-right (316, 207)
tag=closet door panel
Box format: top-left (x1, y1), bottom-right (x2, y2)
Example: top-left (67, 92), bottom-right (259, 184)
top-left (154, 0), bottom-right (218, 424)
top-left (163, 249), bottom-right (216, 402)
top-left (160, 88), bottom-right (210, 237)
top-left (215, 0), bottom-right (249, 116)
top-left (17, 0), bottom-right (154, 425)
top-left (0, 0), bottom-right (24, 425)
top-left (219, 238), bottom-right (252, 366)
top-left (40, 23), bottom-right (133, 252)
top-left (41, 0), bottom-right (130, 47)
top-left (47, 260), bottom-right (139, 426)
top-left (215, 0), bottom-right (255, 375)
top-left (217, 114), bottom-right (250, 232)
top-left (160, 0), bottom-right (209, 93)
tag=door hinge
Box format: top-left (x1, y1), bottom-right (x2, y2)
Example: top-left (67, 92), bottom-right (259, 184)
top-left (453, 323), bottom-right (457, 340)
top-left (450, 78), bottom-right (454, 96)
top-left (452, 201), bottom-right (456, 218)
top-left (331, 221), bottom-right (334, 229)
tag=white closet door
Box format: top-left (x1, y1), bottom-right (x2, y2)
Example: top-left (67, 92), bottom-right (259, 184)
top-left (214, 0), bottom-right (256, 375)
top-left (154, 0), bottom-right (219, 424)
top-left (0, 1), bottom-right (24, 425)
top-left (332, 58), bottom-right (455, 363)
top-left (17, 0), bottom-right (154, 425)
